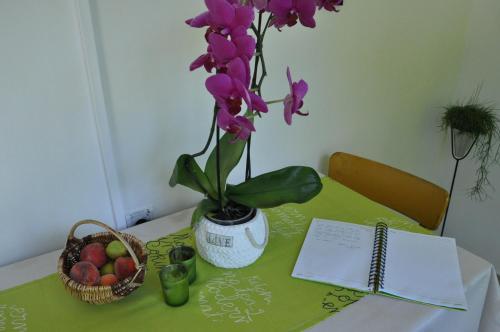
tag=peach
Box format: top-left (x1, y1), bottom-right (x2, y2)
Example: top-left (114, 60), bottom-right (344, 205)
top-left (100, 274), bottom-right (118, 286)
top-left (70, 261), bottom-right (101, 286)
top-left (80, 243), bottom-right (107, 268)
top-left (114, 257), bottom-right (137, 280)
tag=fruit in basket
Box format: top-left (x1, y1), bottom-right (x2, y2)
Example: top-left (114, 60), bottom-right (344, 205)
top-left (115, 257), bottom-right (137, 280)
top-left (80, 243), bottom-right (107, 268)
top-left (70, 261), bottom-right (101, 286)
top-left (100, 274), bottom-right (118, 286)
top-left (106, 240), bottom-right (128, 259)
top-left (100, 262), bottom-right (115, 275)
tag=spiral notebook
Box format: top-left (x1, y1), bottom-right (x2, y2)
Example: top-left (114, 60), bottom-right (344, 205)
top-left (292, 219), bottom-right (467, 310)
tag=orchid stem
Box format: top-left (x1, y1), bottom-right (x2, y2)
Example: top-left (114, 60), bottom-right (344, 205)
top-left (262, 14), bottom-right (273, 38)
top-left (246, 134), bottom-right (252, 179)
top-left (251, 23), bottom-right (259, 36)
top-left (257, 52), bottom-right (267, 91)
top-left (192, 104), bottom-right (217, 158)
top-left (215, 125), bottom-right (223, 212)
top-left (251, 13), bottom-right (262, 92)
top-left (266, 99), bottom-right (285, 105)
top-left (254, 14), bottom-right (271, 96)
top-left (245, 13), bottom-right (272, 181)
top-left (246, 11), bottom-right (265, 181)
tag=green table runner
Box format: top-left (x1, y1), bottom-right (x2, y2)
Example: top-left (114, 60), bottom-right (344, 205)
top-left (0, 178), bottom-right (430, 332)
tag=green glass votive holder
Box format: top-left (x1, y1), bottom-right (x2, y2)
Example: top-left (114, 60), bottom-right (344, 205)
top-left (159, 264), bottom-right (189, 307)
top-left (169, 246), bottom-right (196, 284)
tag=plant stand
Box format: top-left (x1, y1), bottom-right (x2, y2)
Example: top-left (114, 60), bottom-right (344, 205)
top-left (441, 129), bottom-right (478, 236)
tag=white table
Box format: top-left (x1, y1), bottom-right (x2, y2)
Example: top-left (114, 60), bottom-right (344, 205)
top-left (1, 208), bottom-right (499, 332)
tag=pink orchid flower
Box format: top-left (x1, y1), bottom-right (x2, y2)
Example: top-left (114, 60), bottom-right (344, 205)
top-left (217, 106), bottom-right (256, 140)
top-left (206, 72), bottom-right (251, 116)
top-left (206, 58), bottom-right (268, 140)
top-left (268, 0), bottom-right (317, 29)
top-left (284, 67), bottom-right (309, 125)
top-left (190, 33), bottom-right (256, 73)
top-left (186, 0), bottom-right (255, 38)
top-left (316, 0), bottom-right (343, 12)
top-left (250, 0), bottom-right (268, 10)
top-left (190, 50), bottom-right (217, 72)
top-left (206, 58), bottom-right (268, 114)
top-left (209, 33), bottom-right (255, 68)
top-left (206, 71), bottom-right (266, 140)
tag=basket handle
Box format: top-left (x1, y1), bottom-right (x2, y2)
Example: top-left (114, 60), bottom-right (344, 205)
top-left (68, 219), bottom-right (142, 270)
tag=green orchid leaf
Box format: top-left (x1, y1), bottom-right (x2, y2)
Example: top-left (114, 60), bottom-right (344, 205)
top-left (205, 132), bottom-right (246, 193)
top-left (169, 154), bottom-right (216, 199)
top-left (191, 199), bottom-right (219, 229)
top-left (226, 166), bottom-right (323, 208)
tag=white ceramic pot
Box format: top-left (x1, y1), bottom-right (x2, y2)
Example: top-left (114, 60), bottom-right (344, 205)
top-left (194, 208), bottom-right (269, 268)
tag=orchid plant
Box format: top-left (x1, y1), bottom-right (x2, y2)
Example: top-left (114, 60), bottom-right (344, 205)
top-left (170, 0), bottom-right (344, 226)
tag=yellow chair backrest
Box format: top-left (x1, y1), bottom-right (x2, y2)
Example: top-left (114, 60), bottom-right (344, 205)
top-left (328, 152), bottom-right (449, 230)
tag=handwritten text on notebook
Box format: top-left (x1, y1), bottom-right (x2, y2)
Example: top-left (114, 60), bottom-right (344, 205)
top-left (313, 222), bottom-right (363, 249)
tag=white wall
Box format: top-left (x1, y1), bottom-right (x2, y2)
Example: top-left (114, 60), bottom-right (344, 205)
top-left (91, 0), bottom-right (468, 216)
top-left (445, 0), bottom-right (500, 269)
top-left (89, 0), bottom-right (209, 220)
top-left (0, 0), bottom-right (115, 266)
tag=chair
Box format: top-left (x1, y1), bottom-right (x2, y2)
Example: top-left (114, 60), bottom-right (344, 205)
top-left (328, 152), bottom-right (449, 230)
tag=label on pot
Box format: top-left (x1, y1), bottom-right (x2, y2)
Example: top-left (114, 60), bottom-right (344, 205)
top-left (206, 232), bottom-right (233, 248)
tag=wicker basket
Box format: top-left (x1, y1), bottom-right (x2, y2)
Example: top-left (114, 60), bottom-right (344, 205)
top-left (57, 220), bottom-right (148, 304)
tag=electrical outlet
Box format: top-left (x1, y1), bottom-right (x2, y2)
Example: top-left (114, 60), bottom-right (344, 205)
top-left (126, 206), bottom-right (153, 226)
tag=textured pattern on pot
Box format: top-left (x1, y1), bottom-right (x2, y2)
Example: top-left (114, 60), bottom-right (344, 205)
top-left (195, 209), bottom-right (269, 268)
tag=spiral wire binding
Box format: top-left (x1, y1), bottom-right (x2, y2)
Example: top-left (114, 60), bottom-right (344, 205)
top-left (368, 222), bottom-right (388, 293)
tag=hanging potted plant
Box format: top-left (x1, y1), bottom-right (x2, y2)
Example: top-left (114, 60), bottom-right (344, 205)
top-left (442, 87), bottom-right (500, 199)
top-left (170, 0), bottom-right (344, 268)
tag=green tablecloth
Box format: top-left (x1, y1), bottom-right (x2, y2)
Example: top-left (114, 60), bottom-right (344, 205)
top-left (0, 178), bottom-right (430, 331)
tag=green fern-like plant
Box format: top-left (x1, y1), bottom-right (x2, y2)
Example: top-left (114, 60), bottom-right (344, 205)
top-left (442, 87), bottom-right (500, 200)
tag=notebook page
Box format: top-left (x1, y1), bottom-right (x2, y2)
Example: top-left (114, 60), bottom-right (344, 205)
top-left (381, 229), bottom-right (467, 309)
top-left (292, 219), bottom-right (374, 292)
